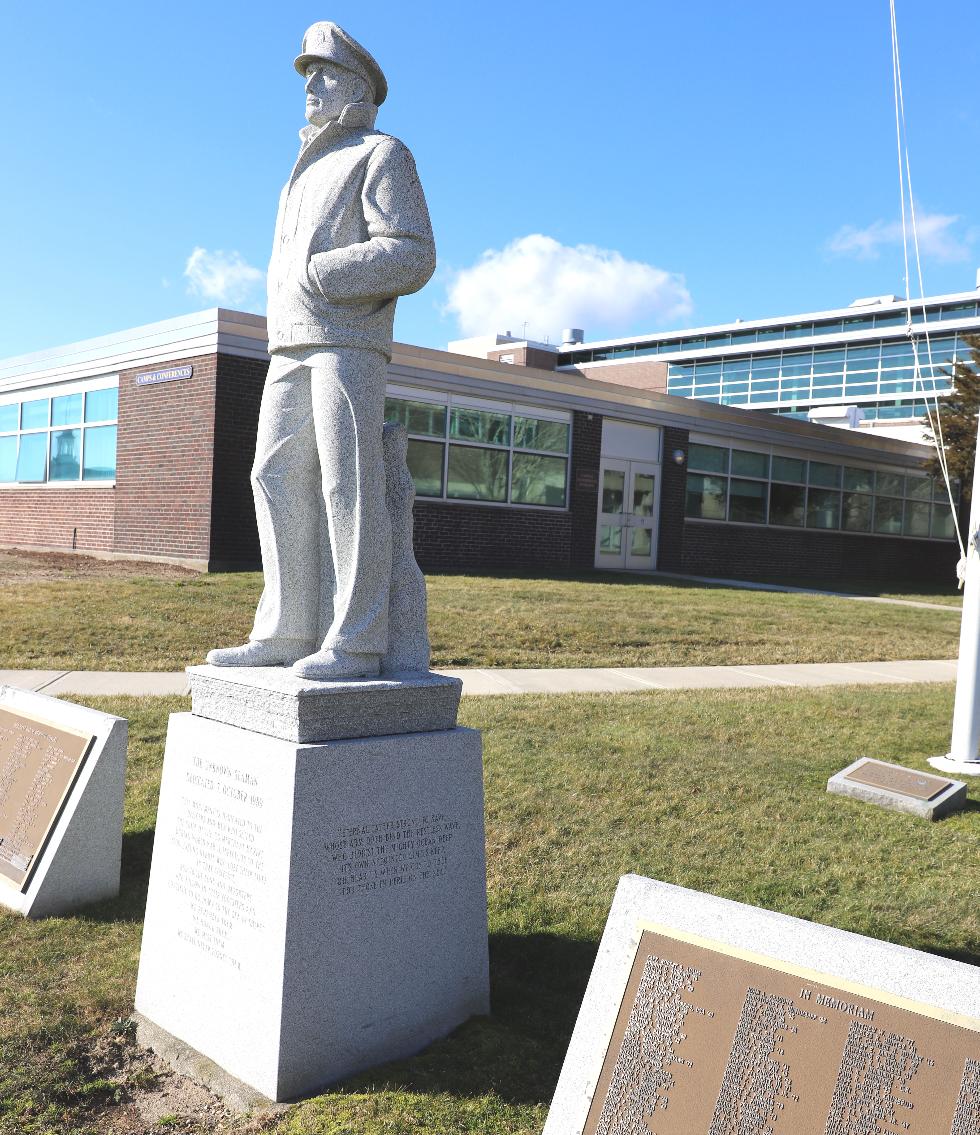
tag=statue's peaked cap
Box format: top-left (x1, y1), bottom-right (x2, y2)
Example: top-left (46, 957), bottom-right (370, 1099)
top-left (294, 22), bottom-right (388, 107)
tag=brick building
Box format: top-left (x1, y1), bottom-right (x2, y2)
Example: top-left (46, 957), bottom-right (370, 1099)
top-left (0, 309), bottom-right (959, 583)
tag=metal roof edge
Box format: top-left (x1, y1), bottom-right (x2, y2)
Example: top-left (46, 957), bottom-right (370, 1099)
top-left (387, 350), bottom-right (933, 464)
top-left (563, 288), bottom-right (980, 353)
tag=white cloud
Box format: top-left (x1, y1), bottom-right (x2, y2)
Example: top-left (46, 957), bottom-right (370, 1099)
top-left (184, 247), bottom-right (264, 306)
top-left (444, 234), bottom-right (692, 341)
top-left (827, 210), bottom-right (972, 263)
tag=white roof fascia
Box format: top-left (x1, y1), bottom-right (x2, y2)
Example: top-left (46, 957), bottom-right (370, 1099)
top-left (555, 316), bottom-right (980, 372)
top-left (0, 309), bottom-right (271, 394)
top-left (565, 289), bottom-right (980, 353)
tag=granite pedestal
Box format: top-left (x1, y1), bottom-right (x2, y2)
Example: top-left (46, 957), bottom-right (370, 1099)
top-left (135, 669), bottom-right (488, 1102)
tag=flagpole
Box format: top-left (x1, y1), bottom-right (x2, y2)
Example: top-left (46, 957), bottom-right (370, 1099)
top-left (930, 421), bottom-right (980, 776)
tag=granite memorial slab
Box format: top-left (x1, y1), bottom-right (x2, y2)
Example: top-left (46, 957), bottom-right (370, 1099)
top-left (187, 664), bottom-right (461, 743)
top-left (544, 874), bottom-right (980, 1135)
top-left (135, 711), bottom-right (489, 1101)
top-left (0, 684), bottom-right (127, 917)
top-left (828, 757), bottom-right (966, 820)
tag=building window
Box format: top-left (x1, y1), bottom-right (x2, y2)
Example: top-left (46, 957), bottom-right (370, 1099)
top-left (384, 388), bottom-right (571, 509)
top-left (447, 446), bottom-right (508, 502)
top-left (770, 482), bottom-right (805, 527)
top-left (81, 425), bottom-right (118, 481)
top-left (685, 439), bottom-right (957, 541)
top-left (730, 478), bottom-right (767, 524)
top-left (685, 472), bottom-right (728, 520)
top-left (0, 381), bottom-right (118, 486)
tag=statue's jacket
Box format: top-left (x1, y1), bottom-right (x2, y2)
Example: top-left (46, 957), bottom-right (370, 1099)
top-left (266, 102), bottom-right (435, 360)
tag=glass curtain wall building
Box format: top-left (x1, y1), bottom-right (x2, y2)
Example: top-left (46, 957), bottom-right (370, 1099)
top-left (558, 288), bottom-right (980, 426)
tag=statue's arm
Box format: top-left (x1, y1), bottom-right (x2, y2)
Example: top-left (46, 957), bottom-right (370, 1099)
top-left (308, 138), bottom-right (436, 303)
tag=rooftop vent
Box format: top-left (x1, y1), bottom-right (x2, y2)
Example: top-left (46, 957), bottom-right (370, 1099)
top-left (561, 328), bottom-right (584, 348)
top-left (849, 294), bottom-right (900, 307)
top-left (807, 405), bottom-right (865, 430)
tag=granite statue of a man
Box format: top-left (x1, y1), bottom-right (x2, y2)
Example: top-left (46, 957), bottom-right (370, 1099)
top-left (208, 22), bottom-right (435, 681)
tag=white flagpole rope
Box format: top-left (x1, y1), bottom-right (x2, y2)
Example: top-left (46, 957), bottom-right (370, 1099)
top-left (888, 0), bottom-right (965, 573)
top-left (889, 1), bottom-right (980, 772)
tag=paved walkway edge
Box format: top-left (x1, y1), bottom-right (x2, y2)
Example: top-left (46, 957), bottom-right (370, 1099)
top-left (649, 571), bottom-right (962, 612)
top-left (0, 659), bottom-right (959, 697)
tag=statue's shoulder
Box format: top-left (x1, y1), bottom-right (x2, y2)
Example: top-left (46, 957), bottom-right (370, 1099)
top-left (358, 131), bottom-right (421, 177)
top-left (360, 129), bottom-right (412, 156)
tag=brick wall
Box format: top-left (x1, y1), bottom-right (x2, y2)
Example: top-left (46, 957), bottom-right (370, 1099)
top-left (679, 521), bottom-right (958, 584)
top-left (657, 427), bottom-right (689, 572)
top-left (569, 411), bottom-right (602, 569)
top-left (486, 345), bottom-right (558, 370)
top-left (573, 359), bottom-right (669, 392)
top-left (113, 354), bottom-right (216, 563)
top-left (413, 501), bottom-right (571, 572)
top-left (211, 353), bottom-right (266, 567)
top-left (0, 488), bottom-right (114, 552)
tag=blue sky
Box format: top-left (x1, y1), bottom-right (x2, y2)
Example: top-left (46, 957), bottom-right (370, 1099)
top-left (2, 1), bottom-right (979, 357)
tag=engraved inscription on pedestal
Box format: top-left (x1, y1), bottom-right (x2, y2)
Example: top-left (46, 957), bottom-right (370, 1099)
top-left (326, 813), bottom-right (460, 897)
top-left (843, 760), bottom-right (951, 801)
top-left (168, 752), bottom-right (268, 971)
top-left (583, 928), bottom-right (980, 1135)
top-left (0, 706), bottom-right (95, 890)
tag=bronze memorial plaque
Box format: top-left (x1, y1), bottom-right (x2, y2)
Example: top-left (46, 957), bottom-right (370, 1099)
top-left (843, 759), bottom-right (951, 802)
top-left (0, 705), bottom-right (95, 890)
top-left (584, 924), bottom-right (980, 1135)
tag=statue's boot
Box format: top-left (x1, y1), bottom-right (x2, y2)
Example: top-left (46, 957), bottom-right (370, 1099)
top-left (206, 640), bottom-right (316, 667)
top-left (291, 648), bottom-right (381, 681)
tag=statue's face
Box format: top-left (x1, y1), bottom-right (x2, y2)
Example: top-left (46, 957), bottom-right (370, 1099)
top-left (304, 62), bottom-right (359, 127)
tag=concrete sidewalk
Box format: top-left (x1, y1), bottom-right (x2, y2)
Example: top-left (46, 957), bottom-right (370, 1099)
top-left (0, 658), bottom-right (958, 697)
top-left (650, 571), bottom-right (962, 612)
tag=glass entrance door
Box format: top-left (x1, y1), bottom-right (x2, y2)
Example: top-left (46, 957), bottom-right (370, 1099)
top-left (596, 460), bottom-right (628, 569)
top-left (595, 460), bottom-right (661, 570)
top-left (625, 464), bottom-right (658, 569)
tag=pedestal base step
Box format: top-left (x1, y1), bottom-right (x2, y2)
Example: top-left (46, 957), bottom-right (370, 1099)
top-left (187, 664), bottom-right (462, 743)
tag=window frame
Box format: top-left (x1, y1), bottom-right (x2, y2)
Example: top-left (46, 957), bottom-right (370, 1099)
top-left (684, 434), bottom-right (956, 542)
top-left (384, 385), bottom-right (572, 511)
top-left (0, 377), bottom-right (118, 488)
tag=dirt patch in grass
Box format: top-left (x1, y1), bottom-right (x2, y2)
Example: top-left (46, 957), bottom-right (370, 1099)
top-left (61, 1024), bottom-right (251, 1135)
top-left (0, 550), bottom-right (200, 584)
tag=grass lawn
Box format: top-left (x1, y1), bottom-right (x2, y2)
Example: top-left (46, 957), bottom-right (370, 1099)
top-left (0, 556), bottom-right (964, 670)
top-left (0, 685), bottom-right (976, 1134)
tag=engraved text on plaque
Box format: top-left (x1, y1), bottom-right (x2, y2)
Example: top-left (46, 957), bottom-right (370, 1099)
top-left (0, 705), bottom-right (95, 889)
top-left (584, 927), bottom-right (980, 1135)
